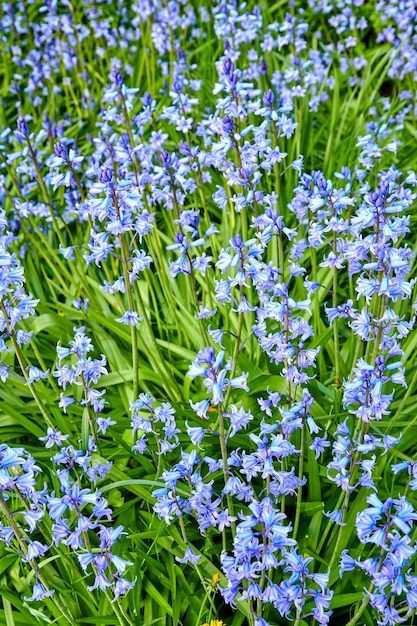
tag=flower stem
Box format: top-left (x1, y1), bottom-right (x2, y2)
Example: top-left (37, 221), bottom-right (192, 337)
top-left (218, 406), bottom-right (236, 539)
top-left (119, 232), bottom-right (139, 400)
top-left (0, 301), bottom-right (55, 430)
top-left (0, 493), bottom-right (75, 625)
top-left (292, 421), bottom-right (305, 539)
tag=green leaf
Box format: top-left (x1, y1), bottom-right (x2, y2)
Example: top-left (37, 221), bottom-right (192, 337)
top-left (0, 588), bottom-right (39, 625)
top-left (331, 592), bottom-right (364, 609)
top-left (300, 501), bottom-right (324, 516)
top-left (81, 406), bottom-right (90, 451)
top-left (3, 598), bottom-right (16, 626)
top-left (75, 616), bottom-right (120, 626)
top-left (144, 581), bottom-right (173, 617)
top-left (0, 555), bottom-right (18, 578)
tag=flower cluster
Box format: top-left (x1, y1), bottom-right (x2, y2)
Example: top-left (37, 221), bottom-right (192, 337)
top-left (55, 327), bottom-right (110, 429)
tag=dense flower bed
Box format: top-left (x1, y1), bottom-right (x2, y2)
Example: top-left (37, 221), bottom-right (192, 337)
top-left (0, 1), bottom-right (417, 625)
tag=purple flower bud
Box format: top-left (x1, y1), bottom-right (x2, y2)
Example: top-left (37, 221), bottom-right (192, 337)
top-left (174, 232), bottom-right (185, 245)
top-left (189, 213), bottom-right (199, 230)
top-left (370, 191), bottom-right (383, 207)
top-left (142, 92), bottom-right (153, 107)
top-left (263, 89), bottom-right (275, 107)
top-left (110, 66), bottom-right (123, 89)
top-left (178, 141), bottom-right (191, 156)
top-left (43, 113), bottom-right (56, 138)
top-left (222, 115), bottom-right (234, 135)
top-left (11, 217), bottom-right (21, 234)
top-left (380, 180), bottom-right (389, 195)
top-left (160, 149), bottom-right (171, 169)
top-left (239, 167), bottom-right (251, 181)
top-left (259, 59), bottom-right (268, 75)
top-left (99, 166), bottom-right (113, 184)
top-left (223, 57), bottom-right (234, 76)
top-left (54, 142), bottom-right (68, 160)
top-left (17, 117), bottom-right (29, 137)
top-left (231, 233), bottom-right (243, 249)
top-left (120, 132), bottom-right (130, 150)
top-left (172, 79), bottom-right (183, 93)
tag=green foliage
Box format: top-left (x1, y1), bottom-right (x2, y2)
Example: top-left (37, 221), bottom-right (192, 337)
top-left (0, 0), bottom-right (417, 625)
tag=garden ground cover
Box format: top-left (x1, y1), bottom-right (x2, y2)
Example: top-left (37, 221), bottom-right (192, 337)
top-left (1, 1), bottom-right (417, 625)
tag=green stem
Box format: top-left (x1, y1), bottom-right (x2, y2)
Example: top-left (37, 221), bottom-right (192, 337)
top-left (344, 543), bottom-right (387, 626)
top-left (294, 610), bottom-right (302, 626)
top-left (27, 214), bottom-right (91, 300)
top-left (218, 407), bottom-right (236, 539)
top-left (27, 142), bottom-right (67, 248)
top-left (119, 91), bottom-right (142, 188)
top-left (23, 323), bottom-right (60, 395)
top-left (292, 422), bottom-right (305, 539)
top-left (0, 301), bottom-right (55, 429)
top-left (81, 529), bottom-right (128, 626)
top-left (327, 306), bottom-right (386, 571)
top-left (232, 139), bottom-right (248, 242)
top-left (194, 585), bottom-right (211, 626)
top-left (133, 279), bottom-right (181, 402)
top-left (104, 587), bottom-right (130, 626)
top-left (393, 365), bottom-right (417, 435)
top-left (333, 231), bottom-right (342, 412)
top-left (350, 335), bottom-right (363, 372)
top-left (120, 233), bottom-right (139, 400)
top-left (115, 598), bottom-right (135, 626)
top-left (0, 494), bottom-right (75, 625)
top-left (187, 253), bottom-right (210, 345)
top-left (344, 593), bottom-right (372, 626)
top-left (175, 503), bottom-right (206, 587)
top-left (81, 374), bottom-right (100, 450)
top-left (69, 162), bottom-right (86, 203)
top-left (0, 155), bottom-right (25, 200)
top-left (229, 310), bottom-right (244, 385)
top-left (316, 489), bottom-right (346, 554)
top-left (12, 485), bottom-right (102, 610)
top-left (212, 305), bottom-right (244, 435)
top-left (271, 120), bottom-right (281, 201)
